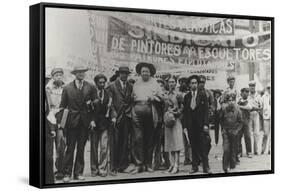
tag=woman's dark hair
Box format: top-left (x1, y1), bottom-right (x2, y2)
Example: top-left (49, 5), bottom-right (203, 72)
top-left (94, 73), bottom-right (107, 84)
top-left (167, 75), bottom-right (178, 83)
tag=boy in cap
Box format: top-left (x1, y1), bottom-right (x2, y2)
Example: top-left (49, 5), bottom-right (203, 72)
top-left (45, 67), bottom-right (65, 180)
top-left (220, 93), bottom-right (243, 173)
top-left (237, 88), bottom-right (253, 158)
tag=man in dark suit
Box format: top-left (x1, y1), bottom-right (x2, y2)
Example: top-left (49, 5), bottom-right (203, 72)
top-left (183, 75), bottom-right (212, 174)
top-left (58, 65), bottom-right (96, 183)
top-left (90, 74), bottom-right (117, 177)
top-left (107, 66), bottom-right (133, 173)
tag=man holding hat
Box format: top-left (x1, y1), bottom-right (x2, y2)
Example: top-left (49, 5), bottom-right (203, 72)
top-left (106, 66), bottom-right (134, 173)
top-left (58, 64), bottom-right (96, 182)
top-left (248, 80), bottom-right (262, 155)
top-left (46, 67), bottom-right (65, 180)
top-left (183, 75), bottom-right (211, 174)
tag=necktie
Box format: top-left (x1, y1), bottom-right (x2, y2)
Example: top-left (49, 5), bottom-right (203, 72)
top-left (122, 81), bottom-right (126, 90)
top-left (78, 81), bottom-right (83, 90)
top-left (99, 90), bottom-right (103, 99)
top-left (190, 91), bottom-right (196, 110)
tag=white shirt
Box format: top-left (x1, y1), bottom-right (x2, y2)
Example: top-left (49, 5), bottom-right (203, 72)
top-left (261, 92), bottom-right (271, 119)
top-left (75, 79), bottom-right (84, 90)
top-left (133, 78), bottom-right (162, 101)
top-left (119, 79), bottom-right (126, 90)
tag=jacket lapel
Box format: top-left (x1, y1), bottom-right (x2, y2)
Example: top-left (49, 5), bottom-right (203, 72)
top-left (115, 80), bottom-right (126, 97)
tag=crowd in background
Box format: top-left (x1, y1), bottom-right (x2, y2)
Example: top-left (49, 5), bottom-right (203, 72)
top-left (44, 61), bottom-right (271, 184)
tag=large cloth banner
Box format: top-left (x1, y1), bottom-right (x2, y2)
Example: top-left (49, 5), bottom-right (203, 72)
top-left (88, 11), bottom-right (271, 89)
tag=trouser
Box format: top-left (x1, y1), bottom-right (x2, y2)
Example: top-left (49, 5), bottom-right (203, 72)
top-left (183, 130), bottom-right (192, 163)
top-left (237, 122), bottom-right (252, 155)
top-left (152, 123), bottom-right (170, 168)
top-left (62, 121), bottom-right (89, 177)
top-left (45, 122), bottom-right (54, 184)
top-left (249, 112), bottom-right (260, 154)
top-left (90, 129), bottom-right (109, 174)
top-left (116, 116), bottom-right (131, 171)
top-left (189, 129), bottom-right (211, 171)
top-left (109, 124), bottom-right (118, 172)
top-left (262, 119), bottom-right (271, 154)
top-left (55, 128), bottom-right (66, 174)
top-left (153, 124), bottom-right (162, 169)
top-left (213, 110), bottom-right (220, 145)
top-left (132, 103), bottom-right (154, 169)
top-left (222, 130), bottom-right (237, 170)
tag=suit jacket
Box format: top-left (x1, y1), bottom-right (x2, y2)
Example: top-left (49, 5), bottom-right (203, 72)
top-left (183, 89), bottom-right (209, 133)
top-left (107, 79), bottom-right (133, 124)
top-left (92, 88), bottom-right (116, 130)
top-left (58, 80), bottom-right (96, 129)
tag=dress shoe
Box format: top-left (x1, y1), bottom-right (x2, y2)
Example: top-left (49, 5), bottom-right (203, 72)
top-left (99, 170), bottom-right (107, 177)
top-left (247, 153), bottom-right (253, 158)
top-left (99, 173), bottom-right (107, 177)
top-left (190, 168), bottom-right (199, 174)
top-left (91, 172), bottom-right (98, 177)
top-left (74, 175), bottom-right (85, 180)
top-left (131, 167), bottom-right (141, 175)
top-left (147, 167), bottom-right (154, 173)
top-left (55, 172), bottom-right (64, 180)
top-left (63, 175), bottom-right (71, 183)
top-left (203, 169), bottom-right (212, 174)
top-left (109, 170), bottom-right (117, 176)
top-left (184, 159), bottom-right (192, 165)
top-left (170, 166), bottom-right (179, 174)
top-left (123, 165), bottom-right (135, 173)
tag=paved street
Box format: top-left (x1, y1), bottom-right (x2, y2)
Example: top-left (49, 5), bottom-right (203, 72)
top-left (55, 129), bottom-right (271, 184)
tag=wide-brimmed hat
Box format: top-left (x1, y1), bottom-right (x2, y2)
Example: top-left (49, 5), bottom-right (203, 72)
top-left (135, 62), bottom-right (156, 76)
top-left (178, 74), bottom-right (189, 82)
top-left (248, 80), bottom-right (256, 86)
top-left (71, 65), bottom-right (89, 74)
top-left (240, 87), bottom-right (250, 93)
top-left (225, 92), bottom-right (236, 101)
top-left (212, 89), bottom-right (223, 96)
top-left (187, 74), bottom-right (200, 84)
top-left (116, 66), bottom-right (131, 74)
top-left (227, 75), bottom-right (235, 82)
top-left (199, 75), bottom-right (207, 83)
top-left (51, 68), bottom-right (64, 76)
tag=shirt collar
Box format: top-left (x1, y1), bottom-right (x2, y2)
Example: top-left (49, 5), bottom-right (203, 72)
top-left (75, 79), bottom-right (84, 87)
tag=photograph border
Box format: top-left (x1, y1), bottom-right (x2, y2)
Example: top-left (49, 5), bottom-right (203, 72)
top-left (29, 2), bottom-right (274, 188)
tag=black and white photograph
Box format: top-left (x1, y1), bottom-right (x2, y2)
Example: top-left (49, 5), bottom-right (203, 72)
top-left (30, 2), bottom-right (273, 188)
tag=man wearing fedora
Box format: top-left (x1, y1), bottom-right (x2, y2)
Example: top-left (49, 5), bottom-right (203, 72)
top-left (183, 75), bottom-right (212, 174)
top-left (45, 68), bottom-right (65, 180)
top-left (107, 66), bottom-right (134, 173)
top-left (58, 65), bottom-right (96, 182)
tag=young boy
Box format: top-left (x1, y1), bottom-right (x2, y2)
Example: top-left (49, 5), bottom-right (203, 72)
top-left (220, 93), bottom-right (243, 173)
